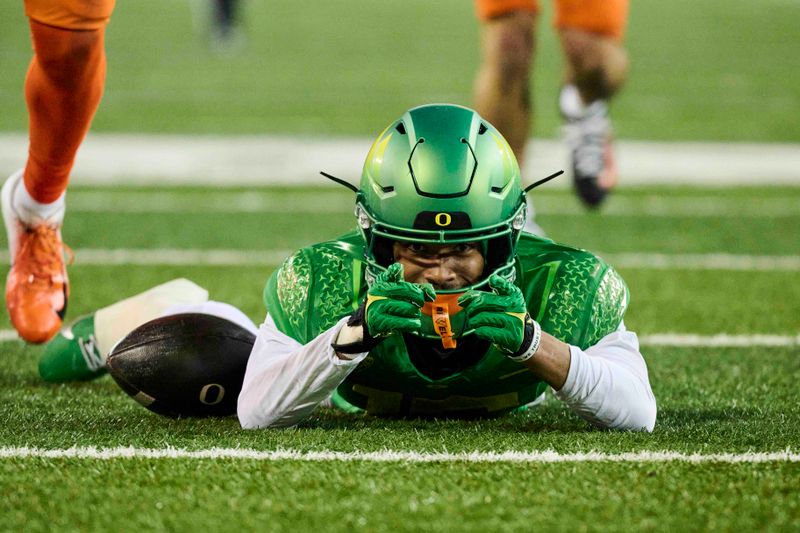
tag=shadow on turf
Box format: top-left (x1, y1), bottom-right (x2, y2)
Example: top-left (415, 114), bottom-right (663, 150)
top-left (299, 405), bottom-right (596, 433)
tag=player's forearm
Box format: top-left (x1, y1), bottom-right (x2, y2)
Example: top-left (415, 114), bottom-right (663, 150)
top-left (238, 317), bottom-right (366, 429)
top-left (521, 332), bottom-right (571, 389)
top-left (553, 330), bottom-right (657, 432)
top-left (507, 328), bottom-right (656, 432)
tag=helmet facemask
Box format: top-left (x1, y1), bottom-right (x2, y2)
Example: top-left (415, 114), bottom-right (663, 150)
top-left (357, 199), bottom-right (527, 345)
top-left (356, 200), bottom-right (526, 294)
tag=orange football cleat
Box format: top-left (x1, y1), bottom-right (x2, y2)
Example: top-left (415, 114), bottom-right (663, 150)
top-left (3, 172), bottom-right (72, 343)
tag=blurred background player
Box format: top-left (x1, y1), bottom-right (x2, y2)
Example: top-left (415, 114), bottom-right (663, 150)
top-left (211, 0), bottom-right (242, 48)
top-left (189, 0), bottom-right (245, 53)
top-left (2, 0), bottom-right (116, 343)
top-left (473, 0), bottom-right (629, 220)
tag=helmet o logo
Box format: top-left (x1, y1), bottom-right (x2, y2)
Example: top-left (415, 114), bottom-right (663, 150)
top-left (199, 383), bottom-right (225, 405)
top-left (434, 213), bottom-right (452, 227)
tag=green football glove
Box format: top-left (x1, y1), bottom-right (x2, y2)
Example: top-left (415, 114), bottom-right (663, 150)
top-left (332, 263), bottom-right (434, 354)
top-left (365, 263), bottom-right (435, 337)
top-left (458, 274), bottom-right (530, 355)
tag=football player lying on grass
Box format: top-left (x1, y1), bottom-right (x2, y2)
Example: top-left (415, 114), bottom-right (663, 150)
top-left (40, 104), bottom-right (656, 431)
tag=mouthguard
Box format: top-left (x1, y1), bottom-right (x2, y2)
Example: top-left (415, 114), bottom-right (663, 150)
top-left (421, 293), bottom-right (463, 350)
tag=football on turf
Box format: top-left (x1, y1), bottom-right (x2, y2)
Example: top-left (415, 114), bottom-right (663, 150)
top-left (106, 313), bottom-right (255, 418)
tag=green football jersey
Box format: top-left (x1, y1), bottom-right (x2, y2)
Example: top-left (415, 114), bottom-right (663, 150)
top-left (263, 231), bottom-right (628, 417)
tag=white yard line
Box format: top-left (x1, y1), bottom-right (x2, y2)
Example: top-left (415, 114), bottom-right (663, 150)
top-left (0, 330), bottom-right (20, 342)
top-left (598, 252), bottom-right (800, 271)
top-left (0, 447), bottom-right (797, 463)
top-left (1, 329), bottom-right (797, 346)
top-left (0, 248), bottom-right (293, 266)
top-left (1, 134), bottom-right (799, 186)
top-left (640, 333), bottom-right (800, 347)
top-left (1, 249), bottom-right (798, 271)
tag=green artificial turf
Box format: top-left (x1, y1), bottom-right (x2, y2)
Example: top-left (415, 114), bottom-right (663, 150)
top-left (1, 0), bottom-right (799, 141)
top-left (1, 185), bottom-right (798, 332)
top-left (1, 460), bottom-right (798, 532)
top-left (54, 209), bottom-right (799, 254)
top-left (0, 345), bottom-right (798, 531)
top-left (0, 264), bottom-right (796, 336)
top-left (0, 185), bottom-right (792, 254)
top-left (0, 345), bottom-right (798, 451)
top-left (0, 184), bottom-right (798, 530)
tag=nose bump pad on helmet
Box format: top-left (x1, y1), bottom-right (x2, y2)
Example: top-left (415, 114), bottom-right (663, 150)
top-left (407, 136), bottom-right (477, 197)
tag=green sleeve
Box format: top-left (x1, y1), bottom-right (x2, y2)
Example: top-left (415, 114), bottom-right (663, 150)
top-left (262, 242), bottom-right (365, 344)
top-left (535, 254), bottom-right (629, 350)
top-left (583, 265), bottom-right (629, 347)
top-left (263, 249), bottom-right (314, 344)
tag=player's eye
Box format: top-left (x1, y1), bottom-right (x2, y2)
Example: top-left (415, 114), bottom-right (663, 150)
top-left (407, 243), bottom-right (426, 254)
top-left (455, 243), bottom-right (478, 254)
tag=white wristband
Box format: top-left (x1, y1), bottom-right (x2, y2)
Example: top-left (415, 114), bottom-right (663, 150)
top-left (508, 319), bottom-right (542, 363)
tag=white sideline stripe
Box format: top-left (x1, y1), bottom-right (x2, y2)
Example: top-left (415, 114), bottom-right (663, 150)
top-left (0, 447), bottom-right (797, 463)
top-left (1, 329), bottom-right (796, 346)
top-left (639, 333), bottom-right (800, 347)
top-left (0, 249), bottom-right (291, 266)
top-left (0, 330), bottom-right (20, 342)
top-left (1, 134), bottom-right (800, 186)
top-left (599, 252), bottom-right (800, 271)
top-left (63, 191), bottom-right (800, 218)
top-left (1, 249), bottom-right (798, 271)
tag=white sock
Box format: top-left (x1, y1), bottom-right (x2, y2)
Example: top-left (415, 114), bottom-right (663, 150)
top-left (560, 84), bottom-right (608, 121)
top-left (94, 278), bottom-right (210, 355)
top-left (12, 172), bottom-right (65, 226)
top-left (163, 300), bottom-right (258, 336)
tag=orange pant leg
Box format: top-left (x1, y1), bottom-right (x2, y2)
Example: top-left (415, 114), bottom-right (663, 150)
top-left (23, 1), bottom-right (116, 201)
top-left (24, 0), bottom-right (115, 30)
top-left (23, 17), bottom-right (110, 202)
top-left (554, 0), bottom-right (629, 41)
top-left (475, 0), bottom-right (539, 20)
top-left (22, 0), bottom-right (115, 202)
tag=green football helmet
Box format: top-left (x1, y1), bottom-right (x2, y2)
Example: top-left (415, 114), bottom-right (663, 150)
top-left (354, 104), bottom-right (527, 342)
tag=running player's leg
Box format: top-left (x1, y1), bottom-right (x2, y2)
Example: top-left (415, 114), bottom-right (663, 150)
top-left (4, 0), bottom-right (116, 343)
top-left (211, 0), bottom-right (242, 44)
top-left (473, 0), bottom-right (538, 163)
top-left (473, 0), bottom-right (545, 235)
top-left (555, 0), bottom-right (629, 207)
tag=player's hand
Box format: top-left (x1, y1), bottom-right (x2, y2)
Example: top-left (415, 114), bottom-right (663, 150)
top-left (458, 274), bottom-right (528, 354)
top-left (365, 263), bottom-right (435, 338)
top-left (332, 263), bottom-right (434, 355)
